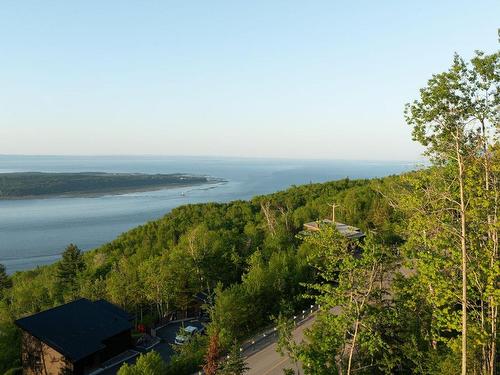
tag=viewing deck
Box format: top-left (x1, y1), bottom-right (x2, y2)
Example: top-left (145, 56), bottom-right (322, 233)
top-left (303, 219), bottom-right (365, 239)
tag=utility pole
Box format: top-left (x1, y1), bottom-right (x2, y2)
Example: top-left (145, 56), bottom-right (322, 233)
top-left (328, 203), bottom-right (339, 223)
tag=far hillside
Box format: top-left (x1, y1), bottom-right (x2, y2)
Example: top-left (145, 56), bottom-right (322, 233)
top-left (0, 173), bottom-right (405, 373)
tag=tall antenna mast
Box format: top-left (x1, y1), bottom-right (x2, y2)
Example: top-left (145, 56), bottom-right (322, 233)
top-left (328, 203), bottom-right (339, 223)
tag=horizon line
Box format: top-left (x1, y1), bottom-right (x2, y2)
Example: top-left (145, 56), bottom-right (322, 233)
top-left (0, 153), bottom-right (426, 164)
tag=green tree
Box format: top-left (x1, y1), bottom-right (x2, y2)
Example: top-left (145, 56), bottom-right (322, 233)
top-left (276, 313), bottom-right (302, 374)
top-left (9, 268), bottom-right (55, 315)
top-left (209, 283), bottom-right (252, 345)
top-left (166, 334), bottom-right (208, 375)
top-left (56, 244), bottom-right (85, 298)
top-left (219, 342), bottom-right (249, 375)
top-left (0, 263), bottom-right (12, 298)
top-left (162, 246), bottom-right (200, 316)
top-left (106, 257), bottom-right (145, 315)
top-left (79, 276), bottom-right (108, 301)
top-left (139, 256), bottom-right (176, 320)
top-left (0, 301), bottom-right (21, 373)
top-left (404, 51), bottom-right (499, 375)
top-left (118, 351), bottom-right (167, 375)
top-left (291, 229), bottom-right (396, 375)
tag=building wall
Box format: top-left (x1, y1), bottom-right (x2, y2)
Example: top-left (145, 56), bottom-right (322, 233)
top-left (100, 330), bottom-right (132, 363)
top-left (73, 353), bottom-right (100, 375)
top-left (21, 329), bottom-right (133, 375)
top-left (21, 332), bottom-right (73, 375)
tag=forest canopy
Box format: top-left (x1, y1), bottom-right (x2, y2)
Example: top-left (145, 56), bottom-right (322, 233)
top-left (0, 174), bottom-right (401, 374)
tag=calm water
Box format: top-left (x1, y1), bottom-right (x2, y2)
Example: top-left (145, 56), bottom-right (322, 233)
top-left (0, 155), bottom-right (417, 273)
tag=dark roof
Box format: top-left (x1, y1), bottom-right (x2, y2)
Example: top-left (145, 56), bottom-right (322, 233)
top-left (94, 299), bottom-right (134, 321)
top-left (15, 298), bottom-right (133, 362)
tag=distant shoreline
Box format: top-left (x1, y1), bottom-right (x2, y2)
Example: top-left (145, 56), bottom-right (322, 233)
top-left (0, 172), bottom-right (226, 200)
top-left (0, 182), bottom-right (223, 200)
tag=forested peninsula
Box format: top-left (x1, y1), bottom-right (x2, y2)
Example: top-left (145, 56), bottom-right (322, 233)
top-left (0, 172), bottom-right (222, 199)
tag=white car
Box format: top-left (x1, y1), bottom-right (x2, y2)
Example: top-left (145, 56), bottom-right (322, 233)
top-left (174, 325), bottom-right (198, 345)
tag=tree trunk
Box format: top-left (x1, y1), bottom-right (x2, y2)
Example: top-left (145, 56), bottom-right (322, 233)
top-left (480, 119), bottom-right (497, 375)
top-left (261, 201), bottom-right (277, 236)
top-left (489, 186), bottom-right (498, 375)
top-left (457, 140), bottom-right (468, 375)
top-left (347, 319), bottom-right (359, 375)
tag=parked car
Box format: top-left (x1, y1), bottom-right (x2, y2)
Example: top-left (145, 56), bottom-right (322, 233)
top-left (174, 325), bottom-right (198, 345)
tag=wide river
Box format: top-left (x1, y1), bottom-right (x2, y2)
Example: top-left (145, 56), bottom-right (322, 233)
top-left (0, 155), bottom-right (418, 273)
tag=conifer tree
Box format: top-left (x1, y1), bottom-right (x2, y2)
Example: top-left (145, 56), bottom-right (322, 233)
top-left (219, 342), bottom-right (249, 375)
top-left (56, 244), bottom-right (85, 297)
top-left (0, 264), bottom-right (12, 298)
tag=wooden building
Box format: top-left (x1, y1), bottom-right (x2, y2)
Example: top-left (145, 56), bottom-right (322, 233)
top-left (15, 298), bottom-right (134, 375)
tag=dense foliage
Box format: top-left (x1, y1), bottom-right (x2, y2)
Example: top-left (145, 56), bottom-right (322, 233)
top-left (117, 351), bottom-right (167, 375)
top-left (218, 342), bottom-right (249, 375)
top-left (0, 174), bottom-right (398, 373)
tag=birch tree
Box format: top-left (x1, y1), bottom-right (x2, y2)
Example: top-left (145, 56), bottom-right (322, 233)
top-left (295, 228), bottom-right (395, 374)
top-left (404, 51), bottom-right (499, 374)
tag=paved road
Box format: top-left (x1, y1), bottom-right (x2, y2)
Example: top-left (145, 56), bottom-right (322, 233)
top-left (154, 319), bottom-right (205, 363)
top-left (246, 315), bottom-right (315, 375)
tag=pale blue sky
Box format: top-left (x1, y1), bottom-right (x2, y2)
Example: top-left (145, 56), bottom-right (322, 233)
top-left (0, 1), bottom-right (498, 160)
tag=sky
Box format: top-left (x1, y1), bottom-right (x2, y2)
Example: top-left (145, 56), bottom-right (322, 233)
top-left (0, 1), bottom-right (498, 160)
